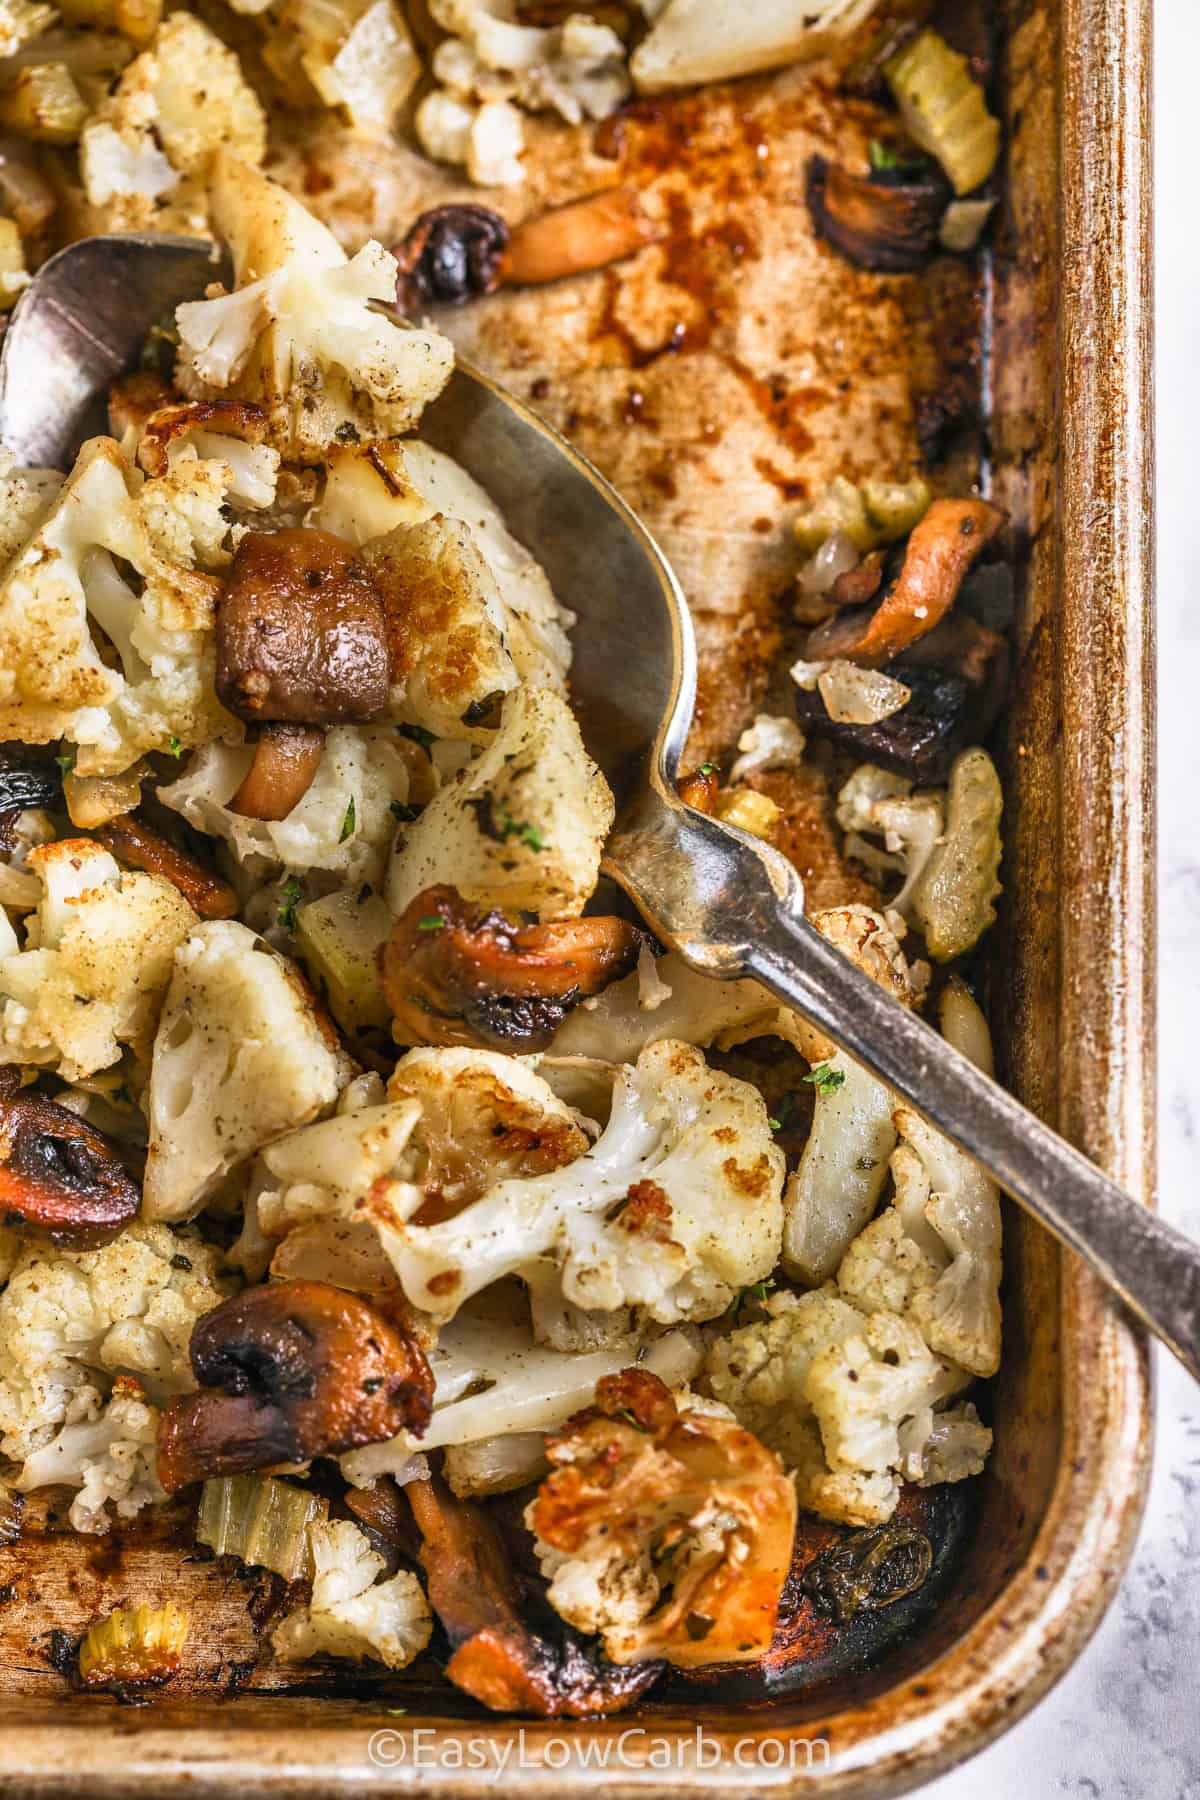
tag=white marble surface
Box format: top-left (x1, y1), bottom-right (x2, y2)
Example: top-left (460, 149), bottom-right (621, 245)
top-left (925, 5), bottom-right (1198, 1795)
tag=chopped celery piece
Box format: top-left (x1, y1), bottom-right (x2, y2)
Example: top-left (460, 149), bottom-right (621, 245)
top-left (794, 475), bottom-right (931, 555)
top-left (79, 1603), bottom-right (189, 1686)
top-left (197, 1473), bottom-right (328, 1581)
top-left (0, 63), bottom-right (87, 143)
top-left (885, 31), bottom-right (1001, 197)
top-left (295, 888), bottom-right (392, 1033)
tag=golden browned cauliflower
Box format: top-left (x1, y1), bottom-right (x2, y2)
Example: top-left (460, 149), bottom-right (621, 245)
top-left (526, 1368), bottom-right (796, 1669)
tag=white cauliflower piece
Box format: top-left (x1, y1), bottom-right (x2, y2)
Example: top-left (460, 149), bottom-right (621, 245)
top-left (0, 0), bottom-right (55, 57)
top-left (782, 1049), bottom-right (896, 1289)
top-left (631, 0), bottom-right (878, 93)
top-left (143, 920), bottom-right (349, 1222)
top-left (272, 1519), bottom-right (432, 1669)
top-left (706, 1285), bottom-right (982, 1529)
top-left (14, 1377), bottom-right (164, 1534)
top-left (79, 13), bottom-right (266, 233)
top-left (0, 436), bottom-right (238, 774)
top-left (837, 763), bottom-right (947, 921)
top-left (361, 514), bottom-right (520, 740)
top-left (729, 712), bottom-right (806, 783)
top-left (342, 1285), bottom-right (703, 1485)
top-left (0, 452), bottom-right (62, 569)
top-left (840, 980), bottom-right (1002, 1378)
top-left (387, 685), bottom-right (614, 923)
top-left (432, 0), bottom-right (630, 122)
top-left (0, 838), bottom-right (197, 1080)
top-left (175, 154), bottom-right (454, 460)
top-left (0, 1220), bottom-right (231, 1462)
top-left (364, 1039), bottom-right (784, 1328)
top-left (157, 726), bottom-right (411, 887)
top-left (908, 747), bottom-right (1004, 961)
top-left (899, 1400), bottom-right (992, 1485)
top-left (264, 0), bottom-right (420, 139)
top-left (316, 440), bottom-right (574, 692)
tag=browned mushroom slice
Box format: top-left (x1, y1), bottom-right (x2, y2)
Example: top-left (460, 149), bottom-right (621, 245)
top-left (805, 155), bottom-right (950, 273)
top-left (407, 1477), bottom-right (662, 1717)
top-left (135, 399), bottom-right (270, 478)
top-left (380, 884), bottom-right (645, 1053)
top-left (0, 1071), bottom-right (139, 1247)
top-left (216, 527), bottom-right (390, 726)
top-left (394, 205), bottom-right (511, 311)
top-left (156, 1280), bottom-right (433, 1492)
top-left (227, 724), bottom-right (326, 822)
top-left (95, 813), bottom-right (239, 919)
top-left (806, 498), bottom-right (1005, 668)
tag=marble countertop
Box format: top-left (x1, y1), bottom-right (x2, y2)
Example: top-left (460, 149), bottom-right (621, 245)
top-left (928, 5), bottom-right (1195, 1794)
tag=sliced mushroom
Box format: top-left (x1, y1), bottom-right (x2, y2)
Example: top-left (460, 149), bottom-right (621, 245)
top-left (228, 724), bottom-right (326, 822)
top-left (156, 1280), bottom-right (434, 1492)
top-left (806, 499), bottom-right (1006, 668)
top-left (380, 884), bottom-right (645, 1053)
top-left (394, 204), bottom-right (511, 311)
top-left (805, 155), bottom-right (950, 273)
top-left (395, 189), bottom-right (656, 313)
top-left (95, 813), bottom-right (240, 919)
top-left (0, 1070), bottom-right (139, 1247)
top-left (0, 741), bottom-right (62, 816)
top-left (407, 1477), bottom-right (662, 1717)
top-left (216, 528), bottom-right (390, 726)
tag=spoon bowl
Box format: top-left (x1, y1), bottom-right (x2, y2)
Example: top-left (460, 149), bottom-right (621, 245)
top-left (1, 232), bottom-right (1197, 1385)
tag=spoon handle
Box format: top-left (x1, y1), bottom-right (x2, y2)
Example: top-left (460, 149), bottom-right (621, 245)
top-left (611, 803), bottom-right (1192, 1381)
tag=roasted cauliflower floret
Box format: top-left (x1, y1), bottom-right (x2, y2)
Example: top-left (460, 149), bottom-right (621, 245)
top-left (388, 685), bottom-right (614, 923)
top-left (157, 726), bottom-right (411, 887)
top-left (0, 1220), bottom-right (231, 1463)
top-left (317, 440), bottom-right (574, 692)
top-left (272, 1518), bottom-right (433, 1669)
top-left (14, 1375), bottom-right (163, 1534)
top-left (907, 747), bottom-right (1003, 961)
top-left (143, 920), bottom-right (350, 1222)
top-left (706, 1285), bottom-right (987, 1529)
top-left (262, 0), bottom-right (420, 139)
top-left (838, 980), bottom-right (1002, 1377)
top-left (0, 451), bottom-right (62, 567)
top-left (365, 1040), bottom-right (785, 1329)
top-left (837, 763), bottom-right (946, 920)
top-left (175, 154), bottom-right (454, 460)
top-left (79, 13), bottom-right (266, 234)
top-left (342, 1286), bottom-right (704, 1487)
top-left (0, 838), bottom-right (197, 1080)
top-left (0, 436), bottom-right (238, 775)
top-left (527, 1368), bottom-right (795, 1668)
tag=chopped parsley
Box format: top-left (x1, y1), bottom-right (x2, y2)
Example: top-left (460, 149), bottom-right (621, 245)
top-left (167, 735), bottom-right (183, 757)
top-left (339, 798), bottom-right (356, 842)
top-left (731, 1278), bottom-right (776, 1323)
top-left (399, 724), bottom-right (436, 753)
top-left (390, 801), bottom-right (419, 823)
top-left (417, 915), bottom-right (446, 931)
top-left (494, 811), bottom-right (544, 852)
top-left (277, 877), bottom-right (302, 932)
top-left (868, 139), bottom-right (932, 176)
top-left (698, 761), bottom-right (717, 776)
top-left (768, 1093), bottom-right (798, 1133)
top-left (55, 749), bottom-right (75, 776)
top-left (803, 1063), bottom-right (846, 1096)
top-left (614, 1408), bottom-right (649, 1432)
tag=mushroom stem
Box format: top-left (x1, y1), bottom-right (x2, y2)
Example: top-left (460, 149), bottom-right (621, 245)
top-left (228, 724), bottom-right (326, 822)
top-left (502, 187), bottom-right (657, 287)
top-left (96, 814), bottom-right (240, 919)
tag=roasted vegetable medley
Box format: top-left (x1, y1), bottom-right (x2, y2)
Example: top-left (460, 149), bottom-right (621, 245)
top-left (0, 0), bottom-right (1011, 1715)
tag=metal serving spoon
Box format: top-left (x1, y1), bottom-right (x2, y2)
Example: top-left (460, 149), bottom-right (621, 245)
top-left (2, 233), bottom-right (1193, 1380)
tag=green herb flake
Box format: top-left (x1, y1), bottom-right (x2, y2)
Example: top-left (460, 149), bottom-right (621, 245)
top-left (277, 878), bottom-right (303, 932)
top-left (399, 724), bottom-right (436, 753)
top-left (339, 798), bottom-right (356, 842)
top-left (390, 801), bottom-right (419, 823)
top-left (167, 735), bottom-right (183, 757)
top-left (732, 1278), bottom-right (776, 1323)
top-left (614, 1408), bottom-right (649, 1433)
top-left (698, 761), bottom-right (717, 776)
top-left (803, 1063), bottom-right (847, 1096)
top-left (868, 138), bottom-right (931, 175)
top-left (497, 812), bottom-right (544, 852)
top-left (55, 749), bottom-right (75, 776)
top-left (417, 915), bottom-right (446, 932)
